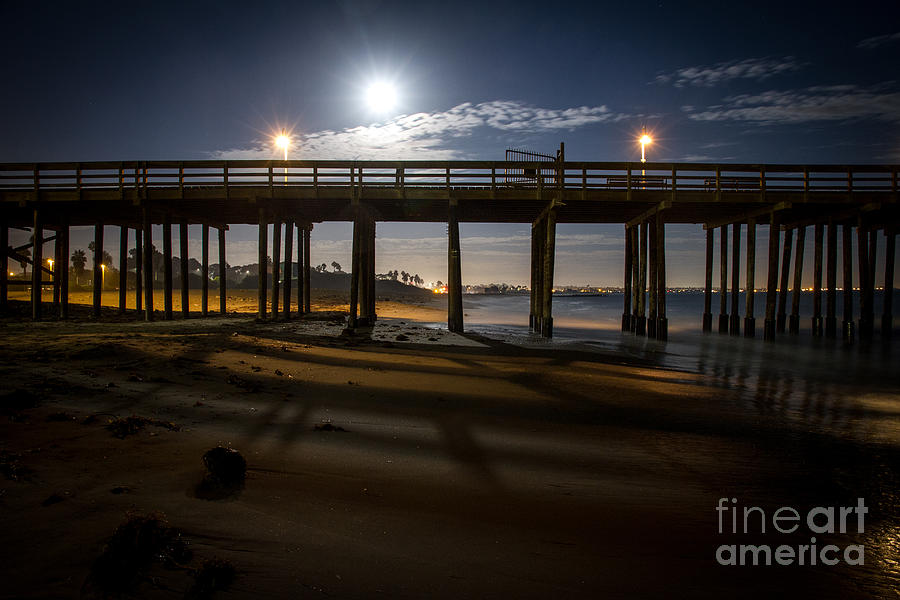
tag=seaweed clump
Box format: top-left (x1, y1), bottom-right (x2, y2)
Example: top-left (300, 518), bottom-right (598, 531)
top-left (106, 415), bottom-right (180, 438)
top-left (84, 512), bottom-right (191, 596)
top-left (186, 558), bottom-right (237, 599)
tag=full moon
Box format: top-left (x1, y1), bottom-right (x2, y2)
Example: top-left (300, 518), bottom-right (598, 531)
top-left (365, 82), bottom-right (397, 113)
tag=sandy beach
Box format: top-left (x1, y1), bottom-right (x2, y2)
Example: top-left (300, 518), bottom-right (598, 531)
top-left (1, 295), bottom-right (898, 598)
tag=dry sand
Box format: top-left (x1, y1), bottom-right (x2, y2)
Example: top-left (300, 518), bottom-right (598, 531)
top-left (0, 296), bottom-right (897, 598)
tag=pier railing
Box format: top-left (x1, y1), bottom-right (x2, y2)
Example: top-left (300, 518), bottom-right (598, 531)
top-left (0, 160), bottom-right (897, 195)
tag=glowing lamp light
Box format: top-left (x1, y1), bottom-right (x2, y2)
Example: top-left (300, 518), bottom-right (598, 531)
top-left (639, 133), bottom-right (652, 163)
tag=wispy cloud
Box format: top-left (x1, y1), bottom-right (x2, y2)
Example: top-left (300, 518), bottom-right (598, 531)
top-left (213, 100), bottom-right (625, 160)
top-left (857, 31), bottom-right (900, 49)
top-left (654, 56), bottom-right (802, 88)
top-left (684, 84), bottom-right (900, 125)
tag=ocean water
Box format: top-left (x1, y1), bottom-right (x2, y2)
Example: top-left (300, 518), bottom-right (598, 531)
top-left (422, 291), bottom-right (900, 439)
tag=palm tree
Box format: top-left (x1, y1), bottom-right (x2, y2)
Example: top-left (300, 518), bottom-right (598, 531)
top-left (71, 249), bottom-right (86, 285)
top-left (331, 261), bottom-right (342, 272)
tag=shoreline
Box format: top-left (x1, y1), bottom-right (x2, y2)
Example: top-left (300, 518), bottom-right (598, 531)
top-left (1, 299), bottom-right (898, 598)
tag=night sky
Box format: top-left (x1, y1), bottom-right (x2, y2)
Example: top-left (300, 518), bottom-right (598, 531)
top-left (3, 0), bottom-right (899, 286)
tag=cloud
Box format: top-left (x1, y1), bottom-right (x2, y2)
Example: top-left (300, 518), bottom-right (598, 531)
top-left (213, 100), bottom-right (625, 160)
top-left (654, 57), bottom-right (802, 88)
top-left (857, 31), bottom-right (900, 49)
top-left (684, 84), bottom-right (900, 125)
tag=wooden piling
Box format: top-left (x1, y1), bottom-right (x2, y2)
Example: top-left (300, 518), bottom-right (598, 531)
top-left (32, 209), bottom-right (44, 321)
top-left (297, 223), bottom-right (308, 315)
top-left (622, 225), bottom-right (633, 332)
top-left (91, 221), bottom-right (102, 319)
top-left (52, 227), bottom-right (61, 311)
top-left (118, 226), bottom-right (127, 314)
top-left (702, 228), bottom-right (713, 332)
top-left (744, 218), bottom-right (756, 338)
top-left (841, 224), bottom-right (854, 341)
top-left (368, 218), bottom-right (376, 321)
top-left (883, 232), bottom-right (895, 339)
top-left (303, 226), bottom-right (311, 313)
top-left (201, 224), bottom-right (209, 317)
top-left (763, 214), bottom-right (780, 341)
top-left (142, 206), bottom-right (154, 321)
top-left (532, 218), bottom-right (546, 332)
top-left (257, 207), bottom-right (267, 321)
top-left (812, 224), bottom-right (823, 335)
top-left (541, 207), bottom-right (558, 338)
top-left (59, 220), bottom-right (69, 320)
top-left (163, 216), bottom-right (173, 320)
top-left (776, 227), bottom-right (793, 333)
top-left (631, 225), bottom-right (640, 332)
top-left (0, 219), bottom-right (7, 312)
top-left (647, 217), bottom-right (658, 339)
top-left (448, 201), bottom-right (464, 333)
top-left (348, 215), bottom-right (361, 329)
top-left (272, 218), bottom-right (281, 319)
top-left (218, 227), bottom-right (227, 314)
top-left (636, 221), bottom-right (647, 336)
top-left (135, 228), bottom-right (142, 314)
top-left (283, 220), bottom-right (293, 320)
top-left (719, 225), bottom-right (728, 333)
top-left (657, 219), bottom-right (668, 341)
top-left (856, 226), bottom-right (870, 340)
top-left (789, 226), bottom-right (805, 334)
top-left (179, 221), bottom-right (189, 318)
top-left (825, 223), bottom-right (837, 338)
top-left (730, 222), bottom-right (741, 336)
top-left (358, 218), bottom-right (371, 326)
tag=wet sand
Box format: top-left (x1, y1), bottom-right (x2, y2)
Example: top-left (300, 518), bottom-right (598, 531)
top-left (0, 298), bottom-right (898, 598)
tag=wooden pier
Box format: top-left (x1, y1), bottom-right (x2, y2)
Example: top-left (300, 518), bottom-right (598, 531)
top-left (1, 149), bottom-right (897, 342)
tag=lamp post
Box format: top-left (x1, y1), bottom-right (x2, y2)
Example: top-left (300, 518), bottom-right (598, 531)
top-left (275, 129), bottom-right (290, 184)
top-left (100, 263), bottom-right (105, 291)
top-left (47, 258), bottom-right (53, 272)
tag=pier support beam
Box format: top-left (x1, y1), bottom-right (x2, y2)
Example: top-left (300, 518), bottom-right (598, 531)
top-left (367, 218), bottom-right (376, 322)
top-left (789, 226), bottom-right (805, 334)
top-left (59, 220), bottom-right (69, 320)
top-left (636, 221), bottom-right (647, 336)
top-left (744, 218), bottom-right (756, 338)
top-left (179, 220), bottom-right (189, 319)
top-left (91, 221), bottom-right (102, 319)
top-left (0, 219), bottom-right (7, 312)
top-left (118, 226), bottom-right (128, 314)
top-left (348, 213), bottom-right (361, 329)
top-left (531, 218), bottom-right (546, 332)
top-left (702, 228), bottom-right (713, 332)
top-left (883, 232), bottom-right (895, 340)
top-left (812, 224), bottom-right (823, 336)
top-left (257, 208), bottom-right (267, 320)
top-left (142, 206), bottom-right (154, 321)
top-left (776, 227), bottom-right (793, 333)
top-left (272, 217), bottom-right (281, 320)
top-left (719, 225), bottom-right (729, 333)
top-left (303, 225), bottom-right (311, 313)
top-left (730, 222), bottom-right (741, 336)
top-left (52, 228), bottom-right (61, 312)
top-left (33, 210), bottom-right (44, 321)
top-left (297, 223), bottom-right (306, 316)
top-left (631, 225), bottom-right (639, 332)
top-left (647, 217), bottom-right (658, 339)
top-left (657, 219), bottom-right (668, 341)
top-left (218, 227), bottom-right (227, 314)
top-left (841, 224), bottom-right (854, 341)
top-left (622, 225), bottom-right (633, 332)
top-left (857, 226), bottom-right (871, 340)
top-left (448, 201), bottom-right (464, 333)
top-left (135, 228), bottom-right (142, 315)
top-left (163, 216), bottom-right (173, 320)
top-left (201, 224), bottom-right (209, 317)
top-left (763, 214), bottom-right (780, 341)
top-left (283, 220), bottom-right (293, 320)
top-left (540, 206), bottom-right (558, 338)
top-left (825, 222), bottom-right (837, 338)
